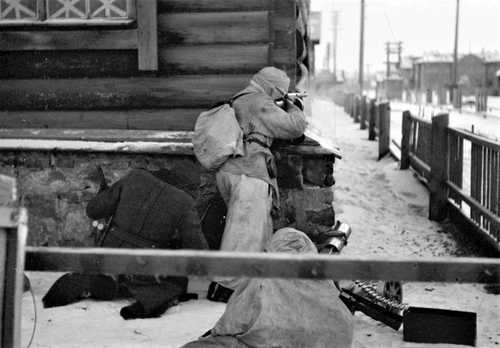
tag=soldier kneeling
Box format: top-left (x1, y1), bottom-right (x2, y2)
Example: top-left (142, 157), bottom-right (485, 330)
top-left (42, 167), bottom-right (208, 320)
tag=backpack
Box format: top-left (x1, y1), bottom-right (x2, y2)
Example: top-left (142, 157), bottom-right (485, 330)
top-left (193, 95), bottom-right (247, 171)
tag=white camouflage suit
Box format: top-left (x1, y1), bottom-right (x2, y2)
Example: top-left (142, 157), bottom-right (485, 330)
top-left (216, 67), bottom-right (307, 289)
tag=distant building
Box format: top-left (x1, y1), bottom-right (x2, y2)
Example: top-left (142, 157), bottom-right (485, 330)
top-left (482, 52), bottom-right (500, 96)
top-left (414, 53), bottom-right (453, 92)
top-left (409, 51), bottom-right (500, 96)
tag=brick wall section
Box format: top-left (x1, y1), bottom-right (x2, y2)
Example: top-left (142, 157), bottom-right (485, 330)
top-left (0, 151), bottom-right (335, 246)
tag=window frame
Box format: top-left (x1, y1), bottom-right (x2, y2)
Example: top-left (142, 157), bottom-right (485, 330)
top-left (0, 0), bottom-right (136, 27)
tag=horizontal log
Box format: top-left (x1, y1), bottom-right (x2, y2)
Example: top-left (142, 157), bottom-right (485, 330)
top-left (447, 127), bottom-right (500, 151)
top-left (24, 247), bottom-right (500, 283)
top-left (0, 50), bottom-right (138, 79)
top-left (0, 43), bottom-right (269, 78)
top-left (0, 129), bottom-right (192, 143)
top-left (409, 153), bottom-right (431, 177)
top-left (0, 29), bottom-right (137, 51)
top-left (0, 75), bottom-right (251, 110)
top-left (159, 44), bottom-right (269, 74)
top-left (0, 128), bottom-right (341, 158)
top-left (0, 109), bottom-right (201, 130)
top-left (0, 139), bottom-right (193, 155)
top-left (158, 11), bottom-right (269, 44)
top-left (447, 181), bottom-right (500, 227)
top-left (447, 202), bottom-right (500, 253)
top-left (158, 0), bottom-right (269, 12)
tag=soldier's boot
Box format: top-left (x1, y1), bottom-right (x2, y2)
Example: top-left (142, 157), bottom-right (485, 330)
top-left (43, 273), bottom-right (118, 308)
top-left (120, 298), bottom-right (178, 320)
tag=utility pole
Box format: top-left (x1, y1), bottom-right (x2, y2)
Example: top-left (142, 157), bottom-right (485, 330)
top-left (386, 42), bottom-right (390, 80)
top-left (332, 11), bottom-right (339, 79)
top-left (452, 0), bottom-right (460, 89)
top-left (385, 41), bottom-right (402, 79)
top-left (358, 0), bottom-right (365, 93)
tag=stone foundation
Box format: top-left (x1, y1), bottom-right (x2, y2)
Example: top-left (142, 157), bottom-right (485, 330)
top-left (0, 150), bottom-right (335, 246)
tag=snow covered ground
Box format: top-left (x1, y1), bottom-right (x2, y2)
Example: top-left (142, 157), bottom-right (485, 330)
top-left (21, 96), bottom-right (499, 348)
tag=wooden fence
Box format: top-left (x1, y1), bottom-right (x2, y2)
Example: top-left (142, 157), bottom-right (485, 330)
top-left (399, 112), bottom-right (500, 251)
top-left (338, 92), bottom-right (500, 251)
top-left (343, 93), bottom-right (391, 160)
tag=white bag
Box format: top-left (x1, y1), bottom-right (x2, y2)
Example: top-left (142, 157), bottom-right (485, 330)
top-left (192, 103), bottom-right (245, 171)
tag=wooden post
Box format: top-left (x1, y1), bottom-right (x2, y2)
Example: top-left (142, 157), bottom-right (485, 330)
top-left (350, 94), bottom-right (355, 118)
top-left (354, 96), bottom-right (360, 123)
top-left (378, 101), bottom-right (390, 159)
top-left (400, 110), bottom-right (412, 169)
top-left (360, 95), bottom-right (367, 130)
top-left (137, 0), bottom-right (158, 71)
top-left (429, 113), bottom-right (450, 221)
top-left (0, 175), bottom-right (27, 348)
top-left (368, 98), bottom-right (376, 141)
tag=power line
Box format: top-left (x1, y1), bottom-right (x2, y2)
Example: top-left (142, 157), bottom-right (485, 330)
top-left (383, 10), bottom-right (397, 42)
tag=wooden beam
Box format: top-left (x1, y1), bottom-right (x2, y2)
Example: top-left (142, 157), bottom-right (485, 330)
top-left (0, 50), bottom-right (138, 79)
top-left (0, 29), bottom-right (138, 51)
top-left (270, 0), bottom-right (295, 86)
top-left (0, 109), bottom-right (202, 130)
top-left (0, 139), bottom-right (194, 156)
top-left (159, 44), bottom-right (269, 74)
top-left (24, 247), bottom-right (500, 283)
top-left (447, 202), bottom-right (500, 253)
top-left (400, 110), bottom-right (412, 169)
top-left (447, 127), bottom-right (500, 151)
top-left (378, 102), bottom-right (391, 159)
top-left (447, 181), bottom-right (500, 228)
top-left (158, 11), bottom-right (269, 45)
top-left (429, 114), bottom-right (449, 221)
top-left (137, 0), bottom-right (158, 71)
top-left (2, 208), bottom-right (27, 348)
top-left (157, 0), bottom-right (269, 12)
top-left (409, 153), bottom-right (431, 178)
top-left (0, 129), bottom-right (192, 143)
top-left (0, 75), bottom-right (251, 110)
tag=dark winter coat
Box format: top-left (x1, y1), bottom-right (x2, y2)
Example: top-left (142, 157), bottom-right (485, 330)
top-left (86, 169), bottom-right (208, 250)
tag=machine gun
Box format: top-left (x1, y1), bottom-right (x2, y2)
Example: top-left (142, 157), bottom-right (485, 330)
top-left (320, 222), bottom-right (406, 331)
top-left (326, 222), bottom-right (477, 345)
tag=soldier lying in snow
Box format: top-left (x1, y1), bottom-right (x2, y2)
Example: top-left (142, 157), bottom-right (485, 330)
top-left (42, 167), bottom-right (208, 320)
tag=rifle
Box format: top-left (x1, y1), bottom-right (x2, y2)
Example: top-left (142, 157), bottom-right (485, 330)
top-left (275, 91), bottom-right (308, 111)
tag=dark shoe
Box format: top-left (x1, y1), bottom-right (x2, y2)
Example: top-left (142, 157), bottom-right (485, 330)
top-left (206, 282), bottom-right (233, 303)
top-left (42, 273), bottom-right (90, 308)
top-left (120, 299), bottom-right (177, 320)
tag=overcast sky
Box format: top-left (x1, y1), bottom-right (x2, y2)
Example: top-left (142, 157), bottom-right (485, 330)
top-left (311, 0), bottom-right (500, 74)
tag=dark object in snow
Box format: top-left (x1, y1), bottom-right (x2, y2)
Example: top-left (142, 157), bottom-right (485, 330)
top-left (206, 281), bottom-right (233, 303)
top-left (483, 283), bottom-right (500, 295)
top-left (120, 300), bottom-right (172, 320)
top-left (403, 307), bottom-right (476, 346)
top-left (42, 273), bottom-right (119, 308)
top-left (23, 273), bottom-right (31, 292)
